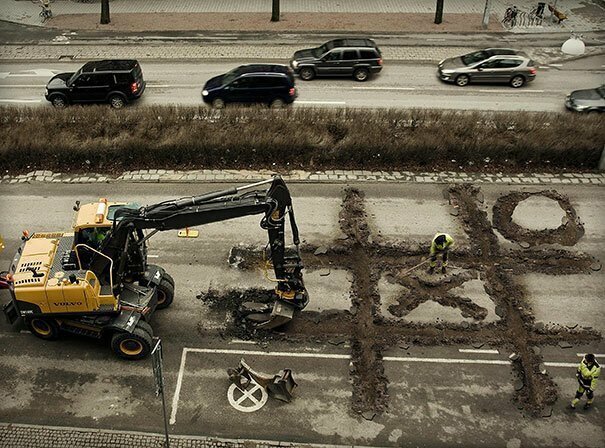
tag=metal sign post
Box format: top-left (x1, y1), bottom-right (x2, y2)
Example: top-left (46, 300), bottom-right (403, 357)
top-left (152, 338), bottom-right (170, 448)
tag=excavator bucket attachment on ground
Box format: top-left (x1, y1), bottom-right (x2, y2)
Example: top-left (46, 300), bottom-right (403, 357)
top-left (267, 369), bottom-right (297, 403)
top-left (240, 300), bottom-right (296, 330)
top-left (228, 358), bottom-right (298, 403)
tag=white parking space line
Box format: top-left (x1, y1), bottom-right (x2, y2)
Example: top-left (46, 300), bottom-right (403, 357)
top-left (550, 64), bottom-right (563, 67)
top-left (169, 347), bottom-right (189, 425)
top-left (186, 348), bottom-right (350, 359)
top-left (544, 362), bottom-right (581, 367)
top-left (229, 339), bottom-right (258, 344)
top-left (458, 349), bottom-right (499, 354)
top-left (383, 356), bottom-right (510, 365)
top-left (296, 100), bottom-right (347, 105)
top-left (168, 347), bottom-right (580, 425)
top-left (576, 353), bottom-right (605, 357)
top-left (0, 99), bottom-right (42, 103)
top-left (147, 254), bottom-right (159, 258)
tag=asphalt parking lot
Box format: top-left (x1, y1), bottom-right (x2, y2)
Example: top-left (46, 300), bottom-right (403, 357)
top-left (0, 181), bottom-right (603, 447)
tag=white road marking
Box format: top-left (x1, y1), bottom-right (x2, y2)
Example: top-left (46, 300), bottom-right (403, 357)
top-left (352, 87), bottom-right (416, 91)
top-left (147, 254), bottom-right (159, 258)
top-left (20, 330), bottom-right (31, 334)
top-left (227, 380), bottom-right (268, 412)
top-left (458, 349), bottom-right (499, 354)
top-left (477, 89), bottom-right (545, 93)
top-left (169, 348), bottom-right (188, 425)
top-left (383, 356), bottom-right (510, 365)
top-left (148, 84), bottom-right (201, 88)
top-left (0, 99), bottom-right (42, 103)
top-left (576, 353), bottom-right (605, 357)
top-left (0, 69), bottom-right (58, 79)
top-left (539, 66), bottom-right (550, 69)
top-left (229, 339), bottom-right (257, 344)
top-left (168, 347), bottom-right (581, 424)
top-left (550, 64), bottom-right (563, 67)
top-left (296, 100), bottom-right (346, 105)
top-left (543, 362), bottom-right (580, 367)
top-left (0, 85), bottom-right (45, 88)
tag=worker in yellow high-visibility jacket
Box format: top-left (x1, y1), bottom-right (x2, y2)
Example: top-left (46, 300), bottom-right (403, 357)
top-left (571, 354), bottom-right (600, 410)
top-left (427, 233), bottom-right (454, 275)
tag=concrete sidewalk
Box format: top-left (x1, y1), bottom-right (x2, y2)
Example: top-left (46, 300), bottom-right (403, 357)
top-left (3, 0), bottom-right (605, 33)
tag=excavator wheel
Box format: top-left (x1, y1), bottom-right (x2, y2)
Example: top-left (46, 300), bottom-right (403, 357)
top-left (111, 327), bottom-right (152, 360)
top-left (155, 278), bottom-right (175, 310)
top-left (162, 272), bottom-right (175, 287)
top-left (26, 317), bottom-right (60, 340)
top-left (135, 320), bottom-right (154, 338)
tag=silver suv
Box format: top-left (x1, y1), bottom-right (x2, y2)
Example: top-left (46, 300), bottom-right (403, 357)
top-left (438, 48), bottom-right (536, 88)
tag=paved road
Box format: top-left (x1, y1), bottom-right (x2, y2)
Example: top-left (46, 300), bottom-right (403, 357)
top-left (0, 181), bottom-right (603, 447)
top-left (1, 60), bottom-right (604, 111)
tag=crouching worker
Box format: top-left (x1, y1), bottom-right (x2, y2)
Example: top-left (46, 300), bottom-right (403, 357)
top-left (571, 353), bottom-right (600, 410)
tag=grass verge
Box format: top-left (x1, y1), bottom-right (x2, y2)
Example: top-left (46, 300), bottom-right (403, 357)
top-left (0, 106), bottom-right (603, 174)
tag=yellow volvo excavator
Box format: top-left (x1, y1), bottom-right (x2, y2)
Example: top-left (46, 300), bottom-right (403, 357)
top-left (1, 177), bottom-right (308, 359)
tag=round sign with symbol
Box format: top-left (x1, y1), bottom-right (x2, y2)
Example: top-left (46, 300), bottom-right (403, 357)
top-left (227, 379), bottom-right (268, 413)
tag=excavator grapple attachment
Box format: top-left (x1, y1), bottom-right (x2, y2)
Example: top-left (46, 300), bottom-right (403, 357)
top-left (228, 358), bottom-right (298, 403)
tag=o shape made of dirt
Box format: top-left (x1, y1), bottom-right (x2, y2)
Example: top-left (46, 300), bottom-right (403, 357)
top-left (492, 190), bottom-right (584, 247)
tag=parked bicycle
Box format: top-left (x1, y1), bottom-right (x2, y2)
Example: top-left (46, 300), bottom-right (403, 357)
top-left (36, 0), bottom-right (53, 23)
top-left (502, 6), bottom-right (518, 27)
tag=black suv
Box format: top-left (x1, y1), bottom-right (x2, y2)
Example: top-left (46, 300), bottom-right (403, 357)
top-left (45, 60), bottom-right (145, 109)
top-left (202, 64), bottom-right (297, 109)
top-left (290, 38), bottom-right (383, 82)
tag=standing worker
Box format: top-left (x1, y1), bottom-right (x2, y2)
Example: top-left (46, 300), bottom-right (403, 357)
top-left (571, 353), bottom-right (600, 409)
top-left (427, 233), bottom-right (454, 275)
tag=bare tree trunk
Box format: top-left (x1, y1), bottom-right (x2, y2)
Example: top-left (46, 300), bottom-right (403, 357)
top-left (434, 0), bottom-right (444, 24)
top-left (271, 0), bottom-right (280, 22)
top-left (101, 0), bottom-right (110, 25)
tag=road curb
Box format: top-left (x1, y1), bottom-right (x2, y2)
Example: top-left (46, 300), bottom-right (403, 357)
top-left (0, 422), bottom-right (356, 448)
top-left (2, 170), bottom-right (604, 186)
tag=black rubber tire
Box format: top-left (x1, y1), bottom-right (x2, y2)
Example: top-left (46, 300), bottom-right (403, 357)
top-left (50, 95), bottom-right (67, 108)
top-left (111, 327), bottom-right (152, 360)
top-left (27, 317), bottom-right (60, 340)
top-left (155, 278), bottom-right (175, 310)
top-left (212, 98), bottom-right (225, 109)
top-left (455, 74), bottom-right (470, 87)
top-left (135, 320), bottom-right (154, 338)
top-left (109, 94), bottom-right (126, 109)
top-left (270, 98), bottom-right (286, 109)
top-left (299, 67), bottom-right (316, 81)
top-left (353, 68), bottom-right (370, 82)
top-left (510, 75), bottom-right (525, 88)
top-left (163, 272), bottom-right (175, 287)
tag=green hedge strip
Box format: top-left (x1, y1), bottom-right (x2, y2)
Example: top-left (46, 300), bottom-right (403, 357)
top-left (0, 106), bottom-right (603, 173)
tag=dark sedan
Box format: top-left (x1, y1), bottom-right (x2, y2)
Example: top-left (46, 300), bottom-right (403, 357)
top-left (565, 85), bottom-right (605, 113)
top-left (438, 48), bottom-right (537, 88)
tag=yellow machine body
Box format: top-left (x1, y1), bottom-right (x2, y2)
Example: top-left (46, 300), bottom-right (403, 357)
top-left (12, 232), bottom-right (117, 315)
